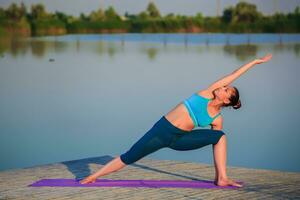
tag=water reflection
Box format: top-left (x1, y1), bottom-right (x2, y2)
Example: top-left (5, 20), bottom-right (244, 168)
top-left (0, 34), bottom-right (300, 61)
top-left (0, 36), bottom-right (67, 58)
top-left (95, 41), bottom-right (104, 55)
top-left (53, 39), bottom-right (67, 54)
top-left (30, 40), bottom-right (46, 58)
top-left (272, 43), bottom-right (300, 57)
top-left (223, 44), bottom-right (258, 61)
top-left (147, 48), bottom-right (158, 60)
top-left (107, 42), bottom-right (116, 58)
top-left (4, 37), bottom-right (29, 58)
top-left (294, 44), bottom-right (300, 56)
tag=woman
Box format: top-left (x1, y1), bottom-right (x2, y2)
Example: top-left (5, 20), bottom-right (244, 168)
top-left (80, 54), bottom-right (272, 187)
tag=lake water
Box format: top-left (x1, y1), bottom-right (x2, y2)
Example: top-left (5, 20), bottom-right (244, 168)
top-left (0, 33), bottom-right (300, 173)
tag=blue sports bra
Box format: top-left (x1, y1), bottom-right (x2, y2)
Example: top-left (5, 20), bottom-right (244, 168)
top-left (183, 93), bottom-right (221, 128)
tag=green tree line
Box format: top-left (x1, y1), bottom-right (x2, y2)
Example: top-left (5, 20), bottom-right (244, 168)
top-left (0, 1), bottom-right (299, 36)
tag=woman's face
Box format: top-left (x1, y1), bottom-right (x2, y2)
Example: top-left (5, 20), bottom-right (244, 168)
top-left (213, 85), bottom-right (235, 104)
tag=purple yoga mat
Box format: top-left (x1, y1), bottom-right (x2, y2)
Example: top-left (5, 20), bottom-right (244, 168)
top-left (28, 179), bottom-right (243, 189)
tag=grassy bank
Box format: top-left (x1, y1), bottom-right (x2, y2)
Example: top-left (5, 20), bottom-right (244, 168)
top-left (0, 2), bottom-right (299, 36)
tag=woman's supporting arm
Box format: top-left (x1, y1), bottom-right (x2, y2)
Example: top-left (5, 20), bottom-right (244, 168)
top-left (206, 54), bottom-right (272, 92)
top-left (211, 116), bottom-right (223, 131)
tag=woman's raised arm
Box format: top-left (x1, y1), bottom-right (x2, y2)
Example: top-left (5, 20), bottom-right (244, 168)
top-left (206, 54), bottom-right (272, 92)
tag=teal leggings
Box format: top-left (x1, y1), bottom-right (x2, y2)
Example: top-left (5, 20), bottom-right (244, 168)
top-left (120, 116), bottom-right (225, 165)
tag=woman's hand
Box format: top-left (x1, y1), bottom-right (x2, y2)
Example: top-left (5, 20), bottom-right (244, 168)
top-left (79, 174), bottom-right (98, 184)
top-left (254, 53), bottom-right (273, 64)
top-left (204, 53), bottom-right (272, 92)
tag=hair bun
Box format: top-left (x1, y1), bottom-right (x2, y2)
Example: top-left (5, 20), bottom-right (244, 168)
top-left (233, 100), bottom-right (241, 110)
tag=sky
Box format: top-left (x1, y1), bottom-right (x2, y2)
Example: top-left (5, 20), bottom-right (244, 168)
top-left (0, 0), bottom-right (300, 17)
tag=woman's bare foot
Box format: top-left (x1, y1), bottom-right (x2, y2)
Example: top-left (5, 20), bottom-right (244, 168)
top-left (214, 178), bottom-right (218, 185)
top-left (79, 175), bottom-right (97, 184)
top-left (215, 177), bottom-right (243, 188)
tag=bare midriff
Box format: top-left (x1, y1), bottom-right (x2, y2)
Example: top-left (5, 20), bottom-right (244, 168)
top-left (164, 102), bottom-right (195, 132)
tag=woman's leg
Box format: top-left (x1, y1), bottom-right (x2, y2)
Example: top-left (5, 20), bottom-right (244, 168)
top-left (168, 129), bottom-right (224, 181)
top-left (169, 129), bottom-right (227, 181)
top-left (168, 129), bottom-right (225, 151)
top-left (169, 129), bottom-right (242, 187)
top-left (118, 127), bottom-right (168, 165)
top-left (212, 135), bottom-right (227, 180)
top-left (212, 134), bottom-right (243, 187)
top-left (80, 118), bottom-right (170, 184)
top-left (80, 156), bottom-right (127, 184)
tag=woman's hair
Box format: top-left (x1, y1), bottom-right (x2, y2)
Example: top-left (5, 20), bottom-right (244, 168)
top-left (224, 86), bottom-right (241, 110)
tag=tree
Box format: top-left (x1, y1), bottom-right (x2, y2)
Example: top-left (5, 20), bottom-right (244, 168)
top-left (20, 2), bottom-right (27, 18)
top-left (104, 6), bottom-right (120, 20)
top-left (90, 8), bottom-right (105, 21)
top-left (79, 13), bottom-right (88, 21)
top-left (124, 12), bottom-right (138, 20)
top-left (5, 3), bottom-right (26, 21)
top-left (31, 4), bottom-right (48, 19)
top-left (55, 11), bottom-right (69, 23)
top-left (146, 2), bottom-right (161, 18)
top-left (294, 6), bottom-right (300, 16)
top-left (165, 13), bottom-right (175, 19)
top-left (0, 8), bottom-right (5, 19)
top-left (138, 11), bottom-right (149, 20)
top-left (233, 1), bottom-right (261, 23)
top-left (222, 1), bottom-right (261, 24)
top-left (222, 6), bottom-right (234, 23)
